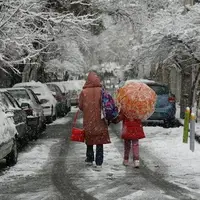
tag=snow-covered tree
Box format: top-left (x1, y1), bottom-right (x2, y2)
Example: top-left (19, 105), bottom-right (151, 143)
top-left (0, 0), bottom-right (99, 81)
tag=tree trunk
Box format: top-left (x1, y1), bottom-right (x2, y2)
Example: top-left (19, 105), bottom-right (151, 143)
top-left (180, 68), bottom-right (192, 119)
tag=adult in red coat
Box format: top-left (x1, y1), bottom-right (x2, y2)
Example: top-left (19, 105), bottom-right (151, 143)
top-left (79, 72), bottom-right (110, 167)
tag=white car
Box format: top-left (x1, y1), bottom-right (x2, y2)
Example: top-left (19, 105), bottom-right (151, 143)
top-left (0, 104), bottom-right (18, 166)
top-left (13, 81), bottom-right (57, 123)
top-left (62, 80), bottom-right (85, 106)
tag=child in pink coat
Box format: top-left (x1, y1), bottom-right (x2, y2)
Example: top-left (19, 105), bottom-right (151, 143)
top-left (113, 111), bottom-right (145, 168)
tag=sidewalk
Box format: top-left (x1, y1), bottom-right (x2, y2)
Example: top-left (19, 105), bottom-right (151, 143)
top-left (141, 125), bottom-right (200, 196)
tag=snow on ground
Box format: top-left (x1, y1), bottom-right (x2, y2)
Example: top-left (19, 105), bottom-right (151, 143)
top-left (0, 139), bottom-right (59, 183)
top-left (14, 189), bottom-right (62, 200)
top-left (141, 125), bottom-right (200, 193)
top-left (50, 116), bottom-right (71, 125)
top-left (68, 127), bottom-right (180, 199)
top-left (71, 106), bottom-right (79, 113)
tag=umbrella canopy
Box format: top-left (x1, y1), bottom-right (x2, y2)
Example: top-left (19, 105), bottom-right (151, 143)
top-left (116, 82), bottom-right (157, 120)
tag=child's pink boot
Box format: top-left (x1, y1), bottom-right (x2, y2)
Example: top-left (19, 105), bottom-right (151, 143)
top-left (123, 160), bottom-right (129, 166)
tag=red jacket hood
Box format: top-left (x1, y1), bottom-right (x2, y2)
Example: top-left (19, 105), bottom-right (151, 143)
top-left (83, 72), bottom-right (102, 88)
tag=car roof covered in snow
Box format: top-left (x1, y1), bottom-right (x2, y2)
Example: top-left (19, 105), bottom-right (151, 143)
top-left (46, 82), bottom-right (66, 92)
top-left (124, 79), bottom-right (167, 86)
top-left (125, 79), bottom-right (155, 84)
top-left (0, 88), bottom-right (7, 92)
top-left (6, 87), bottom-right (28, 91)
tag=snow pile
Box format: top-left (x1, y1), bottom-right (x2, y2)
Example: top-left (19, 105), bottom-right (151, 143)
top-left (0, 139), bottom-right (59, 183)
top-left (141, 125), bottom-right (200, 192)
top-left (50, 116), bottom-right (71, 125)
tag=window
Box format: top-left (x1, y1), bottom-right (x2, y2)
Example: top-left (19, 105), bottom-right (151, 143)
top-left (28, 89), bottom-right (40, 104)
top-left (9, 89), bottom-right (30, 100)
top-left (148, 85), bottom-right (169, 95)
top-left (6, 92), bottom-right (21, 108)
top-left (1, 93), bottom-right (15, 108)
top-left (47, 84), bottom-right (56, 92)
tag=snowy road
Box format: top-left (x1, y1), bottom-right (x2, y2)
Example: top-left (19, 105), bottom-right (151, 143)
top-left (0, 108), bottom-right (199, 200)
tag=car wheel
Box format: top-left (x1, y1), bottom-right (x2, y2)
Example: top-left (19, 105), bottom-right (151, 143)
top-left (163, 118), bottom-right (176, 128)
top-left (27, 125), bottom-right (34, 141)
top-left (46, 116), bottom-right (53, 124)
top-left (53, 108), bottom-right (57, 121)
top-left (6, 139), bottom-right (18, 166)
top-left (41, 121), bottom-right (46, 131)
top-left (53, 114), bottom-right (57, 121)
top-left (33, 118), bottom-right (40, 140)
top-left (33, 125), bottom-right (40, 140)
top-left (22, 124), bottom-right (29, 146)
top-left (68, 106), bottom-right (71, 112)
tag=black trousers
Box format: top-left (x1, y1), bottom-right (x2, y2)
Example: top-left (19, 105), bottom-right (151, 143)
top-left (86, 144), bottom-right (103, 166)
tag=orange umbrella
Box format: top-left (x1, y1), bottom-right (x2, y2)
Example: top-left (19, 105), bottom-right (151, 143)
top-left (116, 82), bottom-right (157, 120)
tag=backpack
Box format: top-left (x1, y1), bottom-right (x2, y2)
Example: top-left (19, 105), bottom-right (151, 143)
top-left (101, 88), bottom-right (118, 121)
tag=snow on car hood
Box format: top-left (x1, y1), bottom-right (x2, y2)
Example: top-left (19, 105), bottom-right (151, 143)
top-left (13, 81), bottom-right (57, 105)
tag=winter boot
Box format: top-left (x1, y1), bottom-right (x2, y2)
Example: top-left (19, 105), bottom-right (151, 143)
top-left (133, 160), bottom-right (140, 168)
top-left (123, 160), bottom-right (129, 166)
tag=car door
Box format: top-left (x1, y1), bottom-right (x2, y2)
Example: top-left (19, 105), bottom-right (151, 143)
top-left (0, 110), bottom-right (14, 160)
top-left (4, 92), bottom-right (27, 139)
top-left (28, 89), bottom-right (45, 123)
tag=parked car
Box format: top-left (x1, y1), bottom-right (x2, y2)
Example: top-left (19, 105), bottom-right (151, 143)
top-left (0, 104), bottom-right (18, 166)
top-left (13, 81), bottom-right (57, 123)
top-left (46, 83), bottom-right (67, 116)
top-left (46, 82), bottom-right (71, 114)
top-left (7, 87), bottom-right (46, 139)
top-left (62, 80), bottom-right (85, 106)
top-left (122, 79), bottom-right (176, 127)
top-left (0, 89), bottom-right (28, 147)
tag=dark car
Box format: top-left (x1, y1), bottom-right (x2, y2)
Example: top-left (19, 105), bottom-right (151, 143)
top-left (7, 88), bottom-right (46, 140)
top-left (46, 82), bottom-right (71, 114)
top-left (46, 83), bottom-right (66, 117)
top-left (122, 79), bottom-right (176, 127)
top-left (0, 89), bottom-right (27, 146)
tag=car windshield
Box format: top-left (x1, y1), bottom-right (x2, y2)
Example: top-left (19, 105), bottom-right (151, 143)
top-left (148, 85), bottom-right (169, 95)
top-left (25, 86), bottom-right (42, 95)
top-left (47, 84), bottom-right (56, 92)
top-left (9, 89), bottom-right (30, 100)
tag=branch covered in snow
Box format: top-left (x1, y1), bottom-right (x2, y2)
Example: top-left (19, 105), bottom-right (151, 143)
top-left (0, 0), bottom-right (98, 73)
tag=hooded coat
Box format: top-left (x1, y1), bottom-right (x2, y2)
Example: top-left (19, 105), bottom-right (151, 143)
top-left (79, 72), bottom-right (111, 145)
top-left (113, 112), bottom-right (145, 140)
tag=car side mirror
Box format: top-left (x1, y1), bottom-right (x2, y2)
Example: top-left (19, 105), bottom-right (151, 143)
top-left (21, 102), bottom-right (30, 109)
top-left (40, 99), bottom-right (48, 104)
top-left (51, 91), bottom-right (56, 96)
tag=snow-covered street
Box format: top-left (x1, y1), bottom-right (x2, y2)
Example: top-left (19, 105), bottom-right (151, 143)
top-left (1, 108), bottom-right (200, 199)
top-left (1, 0), bottom-right (200, 199)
